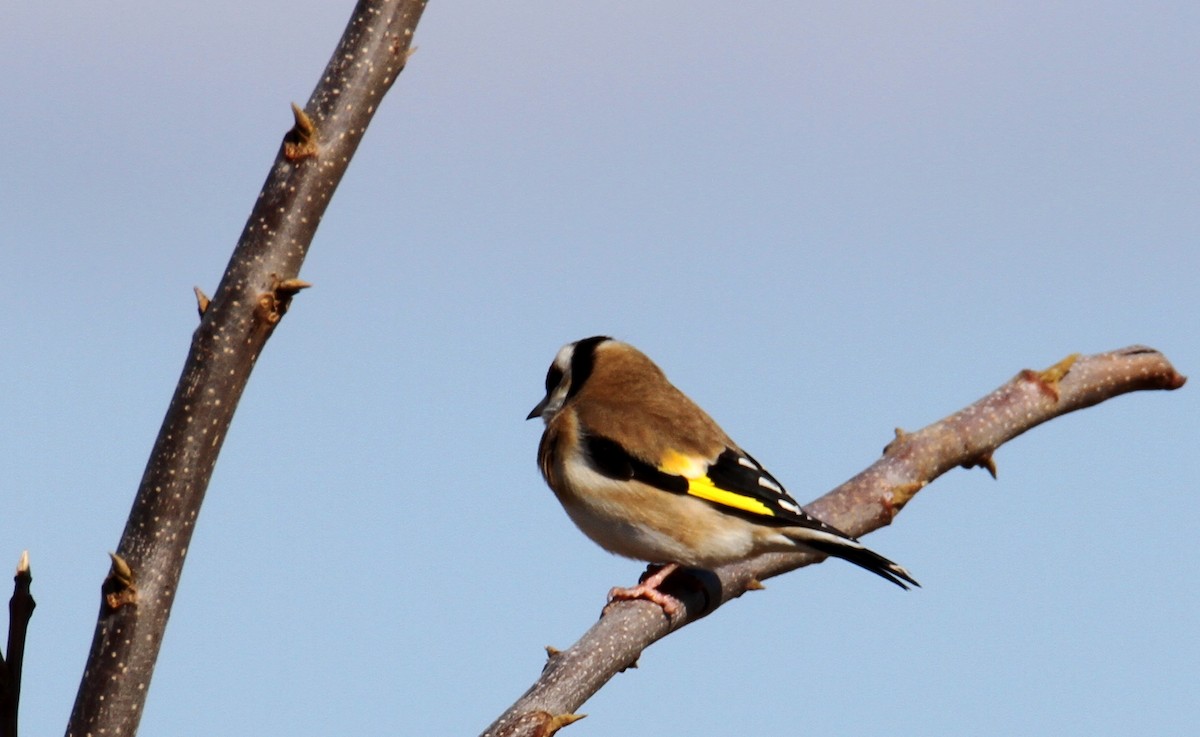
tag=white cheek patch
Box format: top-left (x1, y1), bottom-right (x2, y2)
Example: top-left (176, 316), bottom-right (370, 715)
top-left (554, 343), bottom-right (576, 368)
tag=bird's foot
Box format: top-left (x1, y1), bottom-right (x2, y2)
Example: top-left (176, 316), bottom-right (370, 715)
top-left (605, 563), bottom-right (682, 616)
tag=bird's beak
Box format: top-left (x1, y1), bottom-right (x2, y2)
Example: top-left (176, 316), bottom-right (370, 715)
top-left (526, 395), bottom-right (549, 421)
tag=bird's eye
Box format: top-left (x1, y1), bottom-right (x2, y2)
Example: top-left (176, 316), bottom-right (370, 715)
top-left (544, 364), bottom-right (565, 394)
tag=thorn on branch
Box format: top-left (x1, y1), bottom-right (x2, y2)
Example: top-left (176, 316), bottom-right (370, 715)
top-left (275, 277), bottom-right (312, 297)
top-left (536, 712), bottom-right (586, 737)
top-left (283, 102), bottom-right (318, 161)
top-left (496, 711), bottom-right (586, 737)
top-left (1021, 353), bottom-right (1080, 402)
top-left (542, 645), bottom-right (564, 672)
top-left (102, 553), bottom-right (138, 612)
top-left (257, 276), bottom-right (312, 324)
top-left (962, 451), bottom-right (999, 479)
top-left (389, 34), bottom-right (419, 60)
top-left (883, 427), bottom-right (909, 455)
top-left (194, 287), bottom-right (211, 317)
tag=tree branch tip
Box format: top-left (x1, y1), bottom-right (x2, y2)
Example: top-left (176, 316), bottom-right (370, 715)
top-left (16, 549), bottom-right (30, 575)
top-left (745, 577), bottom-right (765, 591)
top-left (193, 286), bottom-right (211, 317)
top-left (1165, 371), bottom-right (1187, 390)
top-left (283, 103), bottom-right (318, 161)
top-left (1110, 346), bottom-right (1186, 389)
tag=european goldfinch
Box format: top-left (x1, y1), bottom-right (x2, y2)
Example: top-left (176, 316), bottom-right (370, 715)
top-left (528, 336), bottom-right (917, 614)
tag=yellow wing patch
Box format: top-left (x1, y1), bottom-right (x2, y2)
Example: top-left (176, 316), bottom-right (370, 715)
top-left (685, 475), bottom-right (776, 517)
top-left (659, 449), bottom-right (708, 477)
top-left (658, 450), bottom-right (776, 517)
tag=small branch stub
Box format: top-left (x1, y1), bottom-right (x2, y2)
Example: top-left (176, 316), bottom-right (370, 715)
top-left (283, 103), bottom-right (318, 161)
top-left (883, 427), bottom-right (909, 456)
top-left (102, 553), bottom-right (137, 612)
top-left (496, 712), bottom-right (586, 737)
top-left (962, 451), bottom-right (998, 478)
top-left (1022, 352), bottom-right (1080, 401)
top-left (4, 550), bottom-right (36, 737)
top-left (257, 276), bottom-right (312, 324)
top-left (536, 713), bottom-right (586, 737)
top-left (194, 286), bottom-right (211, 317)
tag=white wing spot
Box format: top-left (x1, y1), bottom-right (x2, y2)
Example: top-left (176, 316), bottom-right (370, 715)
top-left (777, 498), bottom-right (802, 515)
top-left (737, 456), bottom-right (758, 469)
top-left (758, 476), bottom-right (784, 494)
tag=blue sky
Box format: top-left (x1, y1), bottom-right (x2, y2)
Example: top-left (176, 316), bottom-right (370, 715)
top-left (3, 2), bottom-right (1197, 735)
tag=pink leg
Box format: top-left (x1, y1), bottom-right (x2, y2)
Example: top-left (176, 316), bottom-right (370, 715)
top-left (607, 563), bottom-right (682, 615)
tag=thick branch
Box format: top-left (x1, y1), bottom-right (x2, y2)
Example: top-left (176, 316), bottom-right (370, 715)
top-left (482, 346), bottom-right (1185, 737)
top-left (65, 3), bottom-right (427, 735)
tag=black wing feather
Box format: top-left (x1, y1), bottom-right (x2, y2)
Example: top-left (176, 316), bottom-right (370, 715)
top-left (583, 434), bottom-right (688, 493)
top-left (583, 435), bottom-right (919, 589)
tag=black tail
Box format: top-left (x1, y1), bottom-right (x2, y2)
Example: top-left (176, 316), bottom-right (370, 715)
top-left (798, 536), bottom-right (920, 590)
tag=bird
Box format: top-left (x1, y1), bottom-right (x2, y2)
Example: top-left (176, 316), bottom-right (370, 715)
top-left (527, 336), bottom-right (918, 615)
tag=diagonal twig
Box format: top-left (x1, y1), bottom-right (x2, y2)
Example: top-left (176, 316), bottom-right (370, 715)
top-left (64, 3), bottom-right (428, 735)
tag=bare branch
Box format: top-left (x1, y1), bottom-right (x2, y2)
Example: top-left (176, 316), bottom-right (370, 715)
top-left (1, 552), bottom-right (35, 737)
top-left (64, 3), bottom-right (428, 735)
top-left (482, 346), bottom-right (1186, 737)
